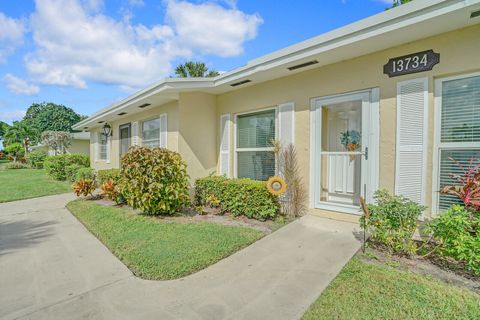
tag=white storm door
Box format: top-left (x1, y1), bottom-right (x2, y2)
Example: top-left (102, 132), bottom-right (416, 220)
top-left (311, 90), bottom-right (377, 215)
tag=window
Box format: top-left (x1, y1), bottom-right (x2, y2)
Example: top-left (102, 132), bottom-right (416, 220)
top-left (142, 118), bottom-right (161, 148)
top-left (236, 109), bottom-right (276, 181)
top-left (98, 133), bottom-right (108, 161)
top-left (436, 74), bottom-right (480, 211)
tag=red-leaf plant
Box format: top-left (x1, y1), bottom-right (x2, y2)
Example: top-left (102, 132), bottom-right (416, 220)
top-left (441, 157), bottom-right (480, 211)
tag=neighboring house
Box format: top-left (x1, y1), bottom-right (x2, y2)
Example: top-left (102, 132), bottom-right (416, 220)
top-left (73, 0), bottom-right (480, 220)
top-left (32, 132), bottom-right (90, 156)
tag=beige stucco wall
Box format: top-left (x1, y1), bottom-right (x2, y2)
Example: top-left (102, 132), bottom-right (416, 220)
top-left (90, 100), bottom-right (179, 170)
top-left (178, 92), bottom-right (217, 186)
top-left (67, 139), bottom-right (90, 155)
top-left (216, 24), bottom-right (480, 219)
top-left (89, 92), bottom-right (217, 187)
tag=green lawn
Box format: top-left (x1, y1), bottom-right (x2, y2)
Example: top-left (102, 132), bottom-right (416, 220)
top-left (303, 257), bottom-right (480, 320)
top-left (0, 164), bottom-right (72, 202)
top-left (66, 199), bottom-right (263, 280)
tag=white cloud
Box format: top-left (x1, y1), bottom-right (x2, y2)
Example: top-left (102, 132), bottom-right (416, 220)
top-left (82, 0), bottom-right (104, 12)
top-left (0, 12), bottom-right (25, 63)
top-left (25, 0), bottom-right (262, 89)
top-left (2, 74), bottom-right (40, 95)
top-left (0, 109), bottom-right (26, 123)
top-left (166, 0), bottom-right (262, 57)
top-left (128, 0), bottom-right (145, 6)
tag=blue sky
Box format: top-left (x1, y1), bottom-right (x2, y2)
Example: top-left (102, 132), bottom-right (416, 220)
top-left (0, 0), bottom-right (393, 123)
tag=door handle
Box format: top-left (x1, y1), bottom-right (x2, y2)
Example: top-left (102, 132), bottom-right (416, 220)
top-left (363, 147), bottom-right (368, 160)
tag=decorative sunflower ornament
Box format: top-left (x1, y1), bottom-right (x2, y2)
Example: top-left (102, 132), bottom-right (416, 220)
top-left (266, 176), bottom-right (288, 196)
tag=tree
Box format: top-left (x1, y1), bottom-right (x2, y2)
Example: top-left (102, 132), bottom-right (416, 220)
top-left (5, 143), bottom-right (24, 163)
top-left (3, 121), bottom-right (37, 154)
top-left (0, 121), bottom-right (10, 141)
top-left (41, 131), bottom-right (72, 155)
top-left (174, 61), bottom-right (220, 78)
top-left (23, 102), bottom-right (85, 142)
top-left (391, 0), bottom-right (413, 8)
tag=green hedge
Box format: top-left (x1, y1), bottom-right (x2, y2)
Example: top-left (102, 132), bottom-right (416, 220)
top-left (27, 149), bottom-right (48, 169)
top-left (76, 167), bottom-right (95, 181)
top-left (195, 176), bottom-right (280, 221)
top-left (44, 154), bottom-right (90, 180)
top-left (97, 169), bottom-right (120, 184)
top-left (65, 164), bottom-right (84, 182)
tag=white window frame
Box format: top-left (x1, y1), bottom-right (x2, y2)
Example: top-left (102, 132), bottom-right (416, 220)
top-left (141, 116), bottom-right (162, 148)
top-left (432, 71), bottom-right (480, 216)
top-left (233, 107), bottom-right (278, 179)
top-left (97, 132), bottom-right (109, 163)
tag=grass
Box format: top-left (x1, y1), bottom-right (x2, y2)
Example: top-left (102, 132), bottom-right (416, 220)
top-left (0, 163), bottom-right (72, 202)
top-left (66, 199), bottom-right (263, 280)
top-left (303, 257), bottom-right (480, 320)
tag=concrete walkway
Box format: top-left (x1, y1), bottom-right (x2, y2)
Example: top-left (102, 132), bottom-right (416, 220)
top-left (0, 194), bottom-right (361, 320)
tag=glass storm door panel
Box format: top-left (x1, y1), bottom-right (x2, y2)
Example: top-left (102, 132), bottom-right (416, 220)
top-left (312, 91), bottom-right (372, 214)
top-left (119, 124), bottom-right (131, 157)
top-left (321, 100), bottom-right (363, 206)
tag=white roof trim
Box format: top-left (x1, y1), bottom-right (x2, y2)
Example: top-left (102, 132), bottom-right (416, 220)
top-left (74, 0), bottom-right (480, 129)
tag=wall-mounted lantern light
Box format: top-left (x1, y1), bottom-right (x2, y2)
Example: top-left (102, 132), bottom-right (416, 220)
top-left (103, 123), bottom-right (113, 137)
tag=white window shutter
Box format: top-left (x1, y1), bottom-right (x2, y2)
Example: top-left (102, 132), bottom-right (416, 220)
top-left (93, 132), bottom-right (98, 162)
top-left (106, 136), bottom-right (111, 164)
top-left (395, 78), bottom-right (428, 205)
top-left (159, 113), bottom-right (168, 148)
top-left (278, 102), bottom-right (295, 146)
top-left (132, 121), bottom-right (139, 146)
top-left (219, 114), bottom-right (230, 177)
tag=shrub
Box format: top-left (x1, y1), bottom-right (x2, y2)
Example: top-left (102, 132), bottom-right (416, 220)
top-left (44, 154), bottom-right (90, 180)
top-left (5, 162), bottom-right (29, 169)
top-left (0, 151), bottom-right (6, 160)
top-left (76, 167), bottom-right (95, 181)
top-left (97, 169), bottom-right (120, 184)
top-left (195, 176), bottom-right (280, 221)
top-left (440, 157), bottom-right (480, 211)
top-left (73, 179), bottom-right (95, 197)
top-left (65, 164), bottom-right (83, 182)
top-left (360, 190), bottom-right (425, 255)
top-left (100, 179), bottom-right (124, 204)
top-left (426, 205), bottom-right (480, 275)
top-left (117, 147), bottom-right (190, 215)
top-left (4, 143), bottom-right (24, 163)
top-left (27, 149), bottom-right (48, 169)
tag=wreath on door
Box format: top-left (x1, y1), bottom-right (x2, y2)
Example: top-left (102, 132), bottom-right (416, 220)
top-left (340, 130), bottom-right (361, 160)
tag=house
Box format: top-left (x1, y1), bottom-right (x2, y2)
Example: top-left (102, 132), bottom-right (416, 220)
top-left (73, 0), bottom-right (480, 221)
top-left (32, 132), bottom-right (90, 156)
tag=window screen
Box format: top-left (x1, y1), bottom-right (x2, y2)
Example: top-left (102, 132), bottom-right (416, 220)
top-left (142, 118), bottom-right (160, 148)
top-left (236, 110), bottom-right (276, 181)
top-left (438, 75), bottom-right (480, 211)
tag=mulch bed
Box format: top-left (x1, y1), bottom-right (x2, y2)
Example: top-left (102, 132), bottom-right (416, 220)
top-left (89, 196), bottom-right (285, 234)
top-left (359, 244), bottom-right (480, 293)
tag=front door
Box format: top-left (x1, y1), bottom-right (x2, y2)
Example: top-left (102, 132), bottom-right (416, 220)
top-left (119, 123), bottom-right (131, 158)
top-left (311, 90), bottom-right (378, 214)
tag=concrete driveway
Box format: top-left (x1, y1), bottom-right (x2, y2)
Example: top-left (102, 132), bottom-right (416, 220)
top-left (0, 194), bottom-right (361, 320)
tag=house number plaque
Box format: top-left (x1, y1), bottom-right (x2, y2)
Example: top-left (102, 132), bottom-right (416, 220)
top-left (383, 50), bottom-right (440, 77)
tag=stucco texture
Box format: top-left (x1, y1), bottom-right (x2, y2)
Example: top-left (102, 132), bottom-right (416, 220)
top-left (86, 24), bottom-right (480, 218)
top-left (216, 24), bottom-right (480, 218)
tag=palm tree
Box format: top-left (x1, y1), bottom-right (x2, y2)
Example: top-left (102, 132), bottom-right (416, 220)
top-left (3, 121), bottom-right (37, 154)
top-left (392, 0), bottom-right (413, 7)
top-left (175, 61), bottom-right (220, 78)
